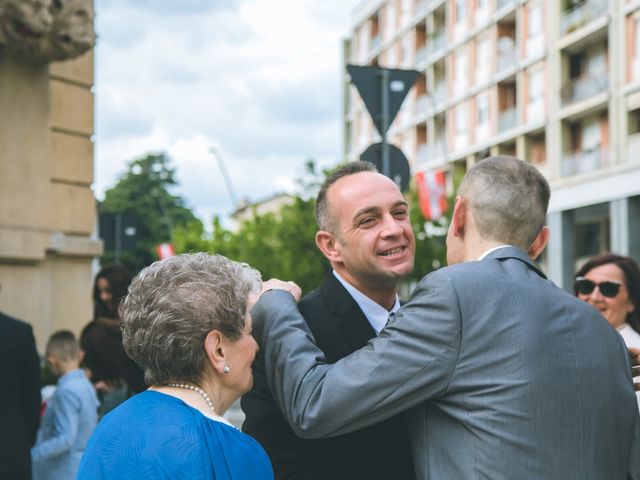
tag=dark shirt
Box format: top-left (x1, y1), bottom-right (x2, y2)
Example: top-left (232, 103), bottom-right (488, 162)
top-left (0, 312), bottom-right (41, 477)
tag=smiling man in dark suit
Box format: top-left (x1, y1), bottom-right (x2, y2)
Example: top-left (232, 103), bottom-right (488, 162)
top-left (241, 161), bottom-right (416, 479)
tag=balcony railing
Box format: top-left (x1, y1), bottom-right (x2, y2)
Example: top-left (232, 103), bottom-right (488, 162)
top-left (497, 51), bottom-right (517, 72)
top-left (415, 0), bottom-right (429, 13)
top-left (370, 34), bottom-right (382, 52)
top-left (425, 31), bottom-right (446, 58)
top-left (627, 133), bottom-right (640, 162)
top-left (560, 0), bottom-right (607, 36)
top-left (562, 146), bottom-right (607, 176)
top-left (417, 143), bottom-right (448, 164)
top-left (416, 94), bottom-right (429, 115)
top-left (498, 106), bottom-right (518, 132)
top-left (429, 85), bottom-right (447, 109)
top-left (497, 0), bottom-right (517, 9)
top-left (560, 72), bottom-right (608, 106)
top-left (416, 45), bottom-right (428, 64)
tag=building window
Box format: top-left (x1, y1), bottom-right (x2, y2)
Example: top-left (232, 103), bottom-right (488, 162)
top-left (454, 0), bottom-right (468, 39)
top-left (386, 2), bottom-right (396, 40)
top-left (456, 0), bottom-right (467, 24)
top-left (527, 66), bottom-right (545, 122)
top-left (454, 47), bottom-right (469, 96)
top-left (455, 102), bottom-right (469, 150)
top-left (633, 14), bottom-right (640, 81)
top-left (476, 35), bottom-right (491, 84)
top-left (477, 93), bottom-right (489, 126)
top-left (476, 0), bottom-right (489, 24)
top-left (402, 36), bottom-right (412, 67)
top-left (526, 1), bottom-right (544, 58)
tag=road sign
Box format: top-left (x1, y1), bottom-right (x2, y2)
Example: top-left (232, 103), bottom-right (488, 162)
top-left (361, 142), bottom-right (411, 192)
top-left (346, 64), bottom-right (420, 137)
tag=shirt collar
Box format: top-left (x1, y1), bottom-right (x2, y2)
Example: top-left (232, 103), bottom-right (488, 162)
top-left (58, 368), bottom-right (85, 386)
top-left (332, 270), bottom-right (400, 334)
top-left (477, 244), bottom-right (512, 261)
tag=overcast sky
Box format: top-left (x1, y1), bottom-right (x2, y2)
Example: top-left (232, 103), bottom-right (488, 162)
top-left (94, 0), bottom-right (361, 226)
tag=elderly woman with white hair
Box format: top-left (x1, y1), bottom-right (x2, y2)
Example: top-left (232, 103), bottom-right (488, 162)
top-left (77, 253), bottom-right (273, 479)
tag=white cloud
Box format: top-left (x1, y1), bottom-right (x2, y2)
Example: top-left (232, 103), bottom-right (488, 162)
top-left (94, 0), bottom-right (361, 225)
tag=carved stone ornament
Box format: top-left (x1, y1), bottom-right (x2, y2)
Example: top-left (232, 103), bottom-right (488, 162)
top-left (0, 0), bottom-right (95, 62)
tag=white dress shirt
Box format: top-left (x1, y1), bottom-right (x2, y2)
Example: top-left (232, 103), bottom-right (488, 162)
top-left (332, 270), bottom-right (400, 334)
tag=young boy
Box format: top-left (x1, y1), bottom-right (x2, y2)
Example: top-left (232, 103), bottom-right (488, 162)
top-left (31, 330), bottom-right (99, 480)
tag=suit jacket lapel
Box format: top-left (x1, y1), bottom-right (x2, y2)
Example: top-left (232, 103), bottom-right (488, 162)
top-left (319, 272), bottom-right (377, 351)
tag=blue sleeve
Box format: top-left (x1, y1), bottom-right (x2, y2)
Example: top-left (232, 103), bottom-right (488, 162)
top-left (31, 389), bottom-right (80, 461)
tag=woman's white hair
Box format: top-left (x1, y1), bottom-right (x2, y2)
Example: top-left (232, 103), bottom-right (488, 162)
top-left (120, 253), bottom-right (261, 386)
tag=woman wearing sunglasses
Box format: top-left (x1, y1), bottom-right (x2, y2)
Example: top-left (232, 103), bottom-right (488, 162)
top-left (574, 253), bottom-right (640, 348)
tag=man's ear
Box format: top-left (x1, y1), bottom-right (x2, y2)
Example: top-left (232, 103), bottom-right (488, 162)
top-left (450, 196), bottom-right (466, 238)
top-left (528, 226), bottom-right (550, 260)
top-left (204, 330), bottom-right (228, 376)
top-left (315, 230), bottom-right (341, 263)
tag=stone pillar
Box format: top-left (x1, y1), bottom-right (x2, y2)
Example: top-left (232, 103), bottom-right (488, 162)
top-left (0, 0), bottom-right (100, 351)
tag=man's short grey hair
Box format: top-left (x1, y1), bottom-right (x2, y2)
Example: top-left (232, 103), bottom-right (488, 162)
top-left (315, 161), bottom-right (377, 233)
top-left (460, 155), bottom-right (550, 249)
top-left (120, 253), bottom-right (261, 386)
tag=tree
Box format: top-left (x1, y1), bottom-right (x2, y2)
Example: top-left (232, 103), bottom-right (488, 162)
top-left (100, 153), bottom-right (202, 273)
top-left (174, 160), bottom-right (329, 294)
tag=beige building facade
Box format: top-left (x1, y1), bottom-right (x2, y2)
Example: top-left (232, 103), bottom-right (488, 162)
top-left (0, 0), bottom-right (100, 351)
top-left (344, 0), bottom-right (640, 288)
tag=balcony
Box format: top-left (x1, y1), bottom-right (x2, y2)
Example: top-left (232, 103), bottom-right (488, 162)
top-left (497, 51), bottom-right (517, 73)
top-left (429, 85), bottom-right (447, 110)
top-left (498, 106), bottom-right (518, 132)
top-left (417, 144), bottom-right (429, 164)
top-left (370, 34), bottom-right (381, 52)
top-left (560, 72), bottom-right (608, 106)
top-left (416, 94), bottom-right (429, 115)
top-left (416, 142), bottom-right (447, 164)
top-left (562, 145), bottom-right (607, 176)
top-left (560, 0), bottom-right (607, 36)
top-left (415, 0), bottom-right (429, 13)
top-left (425, 31), bottom-right (446, 58)
top-left (497, 0), bottom-right (516, 10)
top-left (416, 46), bottom-right (428, 65)
top-left (627, 133), bottom-right (640, 162)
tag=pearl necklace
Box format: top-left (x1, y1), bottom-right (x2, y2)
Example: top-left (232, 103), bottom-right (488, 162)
top-left (167, 383), bottom-right (217, 415)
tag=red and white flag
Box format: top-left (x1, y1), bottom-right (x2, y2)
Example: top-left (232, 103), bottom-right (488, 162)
top-left (155, 243), bottom-right (176, 259)
top-left (416, 170), bottom-right (448, 221)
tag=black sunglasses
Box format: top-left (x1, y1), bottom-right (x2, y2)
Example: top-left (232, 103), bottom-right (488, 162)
top-left (574, 277), bottom-right (623, 298)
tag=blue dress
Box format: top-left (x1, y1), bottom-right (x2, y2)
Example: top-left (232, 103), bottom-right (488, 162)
top-left (77, 390), bottom-right (273, 479)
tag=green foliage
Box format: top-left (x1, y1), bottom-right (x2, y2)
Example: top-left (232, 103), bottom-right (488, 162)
top-left (174, 158), bottom-right (460, 296)
top-left (100, 153), bottom-right (202, 273)
top-left (175, 197), bottom-right (328, 295)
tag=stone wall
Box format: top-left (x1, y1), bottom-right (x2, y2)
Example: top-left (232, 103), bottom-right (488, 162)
top-left (0, 0), bottom-right (99, 352)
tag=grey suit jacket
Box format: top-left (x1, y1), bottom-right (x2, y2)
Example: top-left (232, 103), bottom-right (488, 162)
top-left (253, 247), bottom-right (640, 479)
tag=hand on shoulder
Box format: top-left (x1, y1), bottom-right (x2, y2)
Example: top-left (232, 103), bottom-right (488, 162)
top-left (260, 279), bottom-right (302, 302)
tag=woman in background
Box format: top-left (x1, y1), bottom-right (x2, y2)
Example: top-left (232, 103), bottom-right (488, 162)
top-left (574, 253), bottom-right (640, 347)
top-left (80, 264), bottom-right (145, 416)
top-left (78, 253), bottom-right (273, 479)
top-left (575, 253), bottom-right (640, 410)
top-left (92, 264), bottom-right (132, 320)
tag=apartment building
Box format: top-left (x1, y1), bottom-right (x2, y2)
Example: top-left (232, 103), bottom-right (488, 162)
top-left (343, 0), bottom-right (640, 288)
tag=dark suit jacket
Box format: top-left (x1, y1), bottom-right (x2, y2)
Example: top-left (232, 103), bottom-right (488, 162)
top-left (0, 312), bottom-right (41, 476)
top-left (242, 272), bottom-right (415, 480)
